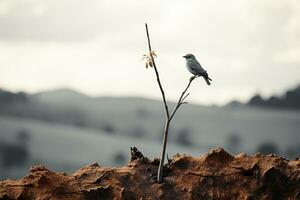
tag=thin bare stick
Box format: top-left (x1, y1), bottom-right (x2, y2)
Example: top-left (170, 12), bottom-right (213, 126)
top-left (169, 76), bottom-right (196, 121)
top-left (157, 120), bottom-right (170, 182)
top-left (145, 23), bottom-right (170, 182)
top-left (145, 23), bottom-right (170, 119)
top-left (182, 93), bottom-right (190, 101)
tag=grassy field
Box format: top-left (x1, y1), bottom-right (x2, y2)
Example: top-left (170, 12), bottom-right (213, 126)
top-left (0, 90), bottom-right (299, 179)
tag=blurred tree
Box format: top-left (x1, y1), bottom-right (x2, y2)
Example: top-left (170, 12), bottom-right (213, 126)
top-left (267, 96), bottom-right (283, 107)
top-left (248, 94), bottom-right (265, 106)
top-left (101, 122), bottom-right (116, 134)
top-left (136, 108), bottom-right (150, 118)
top-left (0, 90), bottom-right (28, 106)
top-left (247, 85), bottom-right (300, 109)
top-left (176, 128), bottom-right (193, 147)
top-left (113, 152), bottom-right (126, 165)
top-left (0, 142), bottom-right (29, 168)
top-left (227, 100), bottom-right (243, 109)
top-left (16, 129), bottom-right (30, 144)
top-left (285, 87), bottom-right (300, 108)
top-left (257, 142), bottom-right (279, 155)
top-left (226, 133), bottom-right (242, 154)
top-left (131, 126), bottom-right (146, 138)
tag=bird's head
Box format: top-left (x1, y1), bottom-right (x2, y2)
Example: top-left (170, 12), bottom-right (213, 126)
top-left (183, 54), bottom-right (195, 60)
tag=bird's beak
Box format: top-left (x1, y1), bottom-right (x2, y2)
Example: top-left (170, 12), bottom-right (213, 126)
top-left (183, 55), bottom-right (187, 58)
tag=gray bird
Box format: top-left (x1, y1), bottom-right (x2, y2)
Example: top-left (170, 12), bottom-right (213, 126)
top-left (183, 54), bottom-right (212, 85)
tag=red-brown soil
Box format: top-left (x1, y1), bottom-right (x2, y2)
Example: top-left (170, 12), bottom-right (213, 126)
top-left (0, 148), bottom-right (299, 200)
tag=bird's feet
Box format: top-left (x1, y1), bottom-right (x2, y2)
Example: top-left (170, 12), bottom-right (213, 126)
top-left (190, 76), bottom-right (196, 81)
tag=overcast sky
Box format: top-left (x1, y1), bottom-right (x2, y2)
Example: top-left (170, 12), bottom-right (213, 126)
top-left (0, 0), bottom-right (299, 105)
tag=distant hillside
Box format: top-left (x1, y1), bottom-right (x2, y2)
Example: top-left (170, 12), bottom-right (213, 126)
top-left (1, 87), bottom-right (300, 180)
top-left (34, 88), bottom-right (90, 103)
top-left (0, 89), bottom-right (28, 105)
top-left (1, 87), bottom-right (300, 159)
top-left (248, 85), bottom-right (300, 109)
top-left (227, 84), bottom-right (300, 110)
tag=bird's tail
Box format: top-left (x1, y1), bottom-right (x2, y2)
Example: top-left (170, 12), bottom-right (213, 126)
top-left (202, 71), bottom-right (212, 85)
top-left (204, 77), bottom-right (211, 85)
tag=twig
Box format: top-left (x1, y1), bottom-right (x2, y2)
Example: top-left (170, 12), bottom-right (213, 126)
top-left (169, 76), bottom-right (196, 121)
top-left (182, 93), bottom-right (190, 101)
top-left (145, 23), bottom-right (170, 119)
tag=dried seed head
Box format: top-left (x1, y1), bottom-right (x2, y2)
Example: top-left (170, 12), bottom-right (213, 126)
top-left (149, 61), bottom-right (153, 67)
top-left (142, 51), bottom-right (157, 69)
top-left (150, 51), bottom-right (157, 58)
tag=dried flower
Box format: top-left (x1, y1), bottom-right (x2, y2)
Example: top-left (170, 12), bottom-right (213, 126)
top-left (150, 50), bottom-right (157, 58)
top-left (142, 51), bottom-right (157, 69)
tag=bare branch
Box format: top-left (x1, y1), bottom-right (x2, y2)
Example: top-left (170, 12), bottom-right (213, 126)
top-left (169, 76), bottom-right (196, 121)
top-left (145, 23), bottom-right (170, 119)
top-left (145, 23), bottom-right (171, 182)
top-left (182, 93), bottom-right (190, 102)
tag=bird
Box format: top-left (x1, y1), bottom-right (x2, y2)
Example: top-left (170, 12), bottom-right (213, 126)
top-left (183, 54), bottom-right (212, 85)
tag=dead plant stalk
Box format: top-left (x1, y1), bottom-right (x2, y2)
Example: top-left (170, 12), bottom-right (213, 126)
top-left (145, 23), bottom-right (197, 183)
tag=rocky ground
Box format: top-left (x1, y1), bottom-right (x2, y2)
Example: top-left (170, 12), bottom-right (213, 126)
top-left (0, 147), bottom-right (299, 200)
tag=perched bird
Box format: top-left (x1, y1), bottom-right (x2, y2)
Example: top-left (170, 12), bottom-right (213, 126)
top-left (183, 54), bottom-right (212, 85)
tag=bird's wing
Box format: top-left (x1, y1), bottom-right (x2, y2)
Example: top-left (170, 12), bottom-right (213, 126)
top-left (188, 60), bottom-right (206, 74)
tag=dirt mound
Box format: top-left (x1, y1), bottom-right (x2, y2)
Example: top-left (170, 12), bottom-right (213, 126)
top-left (0, 148), bottom-right (299, 200)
